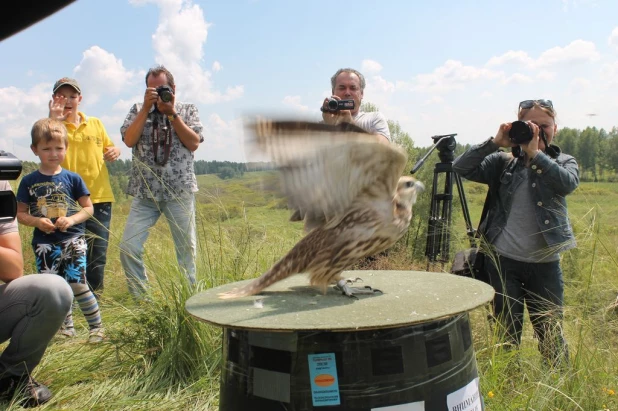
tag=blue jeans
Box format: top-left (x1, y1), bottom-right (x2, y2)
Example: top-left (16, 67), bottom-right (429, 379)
top-left (119, 195), bottom-right (197, 298)
top-left (86, 202), bottom-right (112, 293)
top-left (486, 254), bottom-right (568, 365)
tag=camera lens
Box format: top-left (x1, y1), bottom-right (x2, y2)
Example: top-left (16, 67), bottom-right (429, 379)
top-left (160, 91), bottom-right (172, 102)
top-left (509, 121), bottom-right (533, 145)
top-left (327, 99), bottom-right (339, 111)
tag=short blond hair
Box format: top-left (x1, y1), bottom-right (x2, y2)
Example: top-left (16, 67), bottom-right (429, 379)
top-left (31, 118), bottom-right (68, 147)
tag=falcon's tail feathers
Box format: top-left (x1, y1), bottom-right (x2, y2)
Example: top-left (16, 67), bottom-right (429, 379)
top-left (217, 243), bottom-right (310, 299)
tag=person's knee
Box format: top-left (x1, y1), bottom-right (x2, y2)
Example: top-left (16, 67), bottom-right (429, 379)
top-left (119, 238), bottom-right (141, 261)
top-left (24, 274), bottom-right (73, 316)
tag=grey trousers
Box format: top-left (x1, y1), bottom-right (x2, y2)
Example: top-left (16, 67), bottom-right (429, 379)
top-left (0, 274), bottom-right (72, 377)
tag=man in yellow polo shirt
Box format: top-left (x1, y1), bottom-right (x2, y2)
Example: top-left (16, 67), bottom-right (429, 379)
top-left (49, 77), bottom-right (120, 301)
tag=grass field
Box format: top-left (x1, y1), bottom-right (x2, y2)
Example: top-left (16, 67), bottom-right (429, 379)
top-left (2, 172), bottom-right (618, 410)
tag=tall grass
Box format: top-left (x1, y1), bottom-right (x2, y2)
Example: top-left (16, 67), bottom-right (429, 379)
top-left (2, 174), bottom-right (618, 410)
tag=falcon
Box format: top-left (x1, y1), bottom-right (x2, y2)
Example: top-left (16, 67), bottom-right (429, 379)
top-left (218, 118), bottom-right (424, 299)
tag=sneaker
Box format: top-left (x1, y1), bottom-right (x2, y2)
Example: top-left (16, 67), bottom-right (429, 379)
top-left (0, 374), bottom-right (52, 408)
top-left (88, 327), bottom-right (105, 344)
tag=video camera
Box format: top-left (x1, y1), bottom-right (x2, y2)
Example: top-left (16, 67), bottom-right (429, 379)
top-left (0, 151), bottom-right (23, 224)
top-left (320, 98), bottom-right (355, 113)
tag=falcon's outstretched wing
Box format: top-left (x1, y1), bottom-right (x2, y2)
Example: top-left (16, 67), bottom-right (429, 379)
top-left (245, 118), bottom-right (408, 231)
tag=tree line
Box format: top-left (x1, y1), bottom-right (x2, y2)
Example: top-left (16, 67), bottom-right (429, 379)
top-left (13, 121), bottom-right (616, 207)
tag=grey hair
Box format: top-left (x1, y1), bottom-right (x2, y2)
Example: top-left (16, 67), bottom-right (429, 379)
top-left (330, 68), bottom-right (366, 92)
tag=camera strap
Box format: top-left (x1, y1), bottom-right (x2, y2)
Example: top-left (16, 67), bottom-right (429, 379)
top-left (152, 116), bottom-right (172, 166)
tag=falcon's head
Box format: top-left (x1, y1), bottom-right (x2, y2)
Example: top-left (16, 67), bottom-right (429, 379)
top-left (396, 176), bottom-right (424, 208)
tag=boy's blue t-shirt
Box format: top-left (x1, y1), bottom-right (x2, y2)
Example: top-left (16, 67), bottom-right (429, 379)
top-left (16, 168), bottom-right (90, 244)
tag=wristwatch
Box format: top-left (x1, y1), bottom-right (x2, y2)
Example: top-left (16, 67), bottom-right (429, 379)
top-left (167, 113), bottom-right (179, 122)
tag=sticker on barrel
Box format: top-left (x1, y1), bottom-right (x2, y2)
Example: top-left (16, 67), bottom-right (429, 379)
top-left (308, 353), bottom-right (340, 406)
top-left (447, 377), bottom-right (481, 411)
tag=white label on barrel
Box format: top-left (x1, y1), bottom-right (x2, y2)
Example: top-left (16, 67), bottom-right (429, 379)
top-left (308, 353), bottom-right (340, 406)
top-left (371, 401), bottom-right (425, 410)
top-left (447, 377), bottom-right (481, 411)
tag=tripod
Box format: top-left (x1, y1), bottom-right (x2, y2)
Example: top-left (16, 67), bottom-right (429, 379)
top-left (411, 134), bottom-right (476, 267)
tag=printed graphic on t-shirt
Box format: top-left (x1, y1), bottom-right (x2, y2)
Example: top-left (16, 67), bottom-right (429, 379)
top-left (27, 181), bottom-right (73, 219)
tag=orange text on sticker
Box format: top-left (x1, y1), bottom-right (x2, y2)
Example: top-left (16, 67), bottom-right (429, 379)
top-left (314, 374), bottom-right (335, 387)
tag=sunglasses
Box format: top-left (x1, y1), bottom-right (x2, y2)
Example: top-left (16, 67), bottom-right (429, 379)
top-left (519, 99), bottom-right (553, 110)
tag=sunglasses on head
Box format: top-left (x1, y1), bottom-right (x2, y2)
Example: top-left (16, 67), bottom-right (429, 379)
top-left (519, 99), bottom-right (553, 110)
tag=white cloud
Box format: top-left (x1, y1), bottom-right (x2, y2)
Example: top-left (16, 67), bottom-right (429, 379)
top-left (609, 27), bottom-right (618, 51)
top-left (561, 0), bottom-right (598, 12)
top-left (536, 70), bottom-right (556, 81)
top-left (502, 73), bottom-right (533, 85)
top-left (366, 75), bottom-right (395, 93)
top-left (200, 114), bottom-right (245, 161)
top-left (0, 83), bottom-right (52, 159)
top-left (535, 40), bottom-right (600, 67)
top-left (74, 46), bottom-right (136, 98)
top-left (568, 77), bottom-right (591, 94)
top-left (406, 60), bottom-right (504, 93)
top-left (422, 96), bottom-right (444, 105)
top-left (282, 96), bottom-right (309, 112)
top-left (129, 0), bottom-right (242, 104)
top-left (112, 95), bottom-right (143, 112)
top-left (486, 50), bottom-right (534, 67)
top-left (361, 59), bottom-right (383, 74)
top-left (485, 40), bottom-right (600, 71)
top-left (600, 61), bottom-right (618, 86)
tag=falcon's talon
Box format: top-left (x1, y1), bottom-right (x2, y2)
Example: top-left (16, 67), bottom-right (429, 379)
top-left (334, 279), bottom-right (382, 298)
top-left (345, 277), bottom-right (364, 284)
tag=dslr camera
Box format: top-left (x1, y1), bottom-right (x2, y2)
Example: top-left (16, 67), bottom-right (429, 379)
top-left (156, 85), bottom-right (174, 103)
top-left (509, 120), bottom-right (545, 145)
top-left (0, 151), bottom-right (23, 224)
top-left (321, 98), bottom-right (355, 113)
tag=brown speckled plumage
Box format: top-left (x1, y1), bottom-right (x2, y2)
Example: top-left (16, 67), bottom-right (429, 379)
top-left (218, 118), bottom-right (424, 299)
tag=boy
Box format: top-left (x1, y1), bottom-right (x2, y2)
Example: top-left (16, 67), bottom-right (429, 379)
top-left (16, 118), bottom-right (104, 344)
top-left (49, 77), bottom-right (119, 296)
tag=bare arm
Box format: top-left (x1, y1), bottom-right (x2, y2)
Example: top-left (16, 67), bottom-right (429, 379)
top-left (157, 98), bottom-right (202, 152)
top-left (0, 227), bottom-right (23, 283)
top-left (169, 116), bottom-right (201, 152)
top-left (123, 88), bottom-right (160, 148)
top-left (17, 202), bottom-right (56, 234)
top-left (123, 107), bottom-right (150, 148)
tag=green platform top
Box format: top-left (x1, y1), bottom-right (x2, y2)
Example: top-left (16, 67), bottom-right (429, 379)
top-left (185, 270), bottom-right (494, 332)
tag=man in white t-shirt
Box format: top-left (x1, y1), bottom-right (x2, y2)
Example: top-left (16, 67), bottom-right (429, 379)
top-left (321, 68), bottom-right (391, 143)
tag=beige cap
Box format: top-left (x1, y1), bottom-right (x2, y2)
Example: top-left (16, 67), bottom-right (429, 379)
top-left (52, 77), bottom-right (81, 94)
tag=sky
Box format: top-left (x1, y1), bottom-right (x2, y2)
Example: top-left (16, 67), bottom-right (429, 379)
top-left (1, 0), bottom-right (617, 163)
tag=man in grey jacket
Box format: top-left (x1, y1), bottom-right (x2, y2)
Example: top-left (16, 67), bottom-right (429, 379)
top-left (453, 99), bottom-right (578, 367)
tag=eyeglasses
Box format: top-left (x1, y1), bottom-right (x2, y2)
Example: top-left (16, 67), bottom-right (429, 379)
top-left (519, 99), bottom-right (553, 110)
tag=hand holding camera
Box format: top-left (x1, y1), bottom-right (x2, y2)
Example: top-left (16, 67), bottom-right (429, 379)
top-left (142, 87), bottom-right (160, 112)
top-left (493, 121), bottom-right (542, 157)
top-left (321, 96), bottom-right (355, 125)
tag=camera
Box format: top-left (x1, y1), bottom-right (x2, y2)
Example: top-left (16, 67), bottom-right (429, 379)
top-left (509, 120), bottom-right (545, 145)
top-left (0, 151), bottom-right (23, 224)
top-left (156, 85), bottom-right (174, 103)
top-left (321, 98), bottom-right (355, 113)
